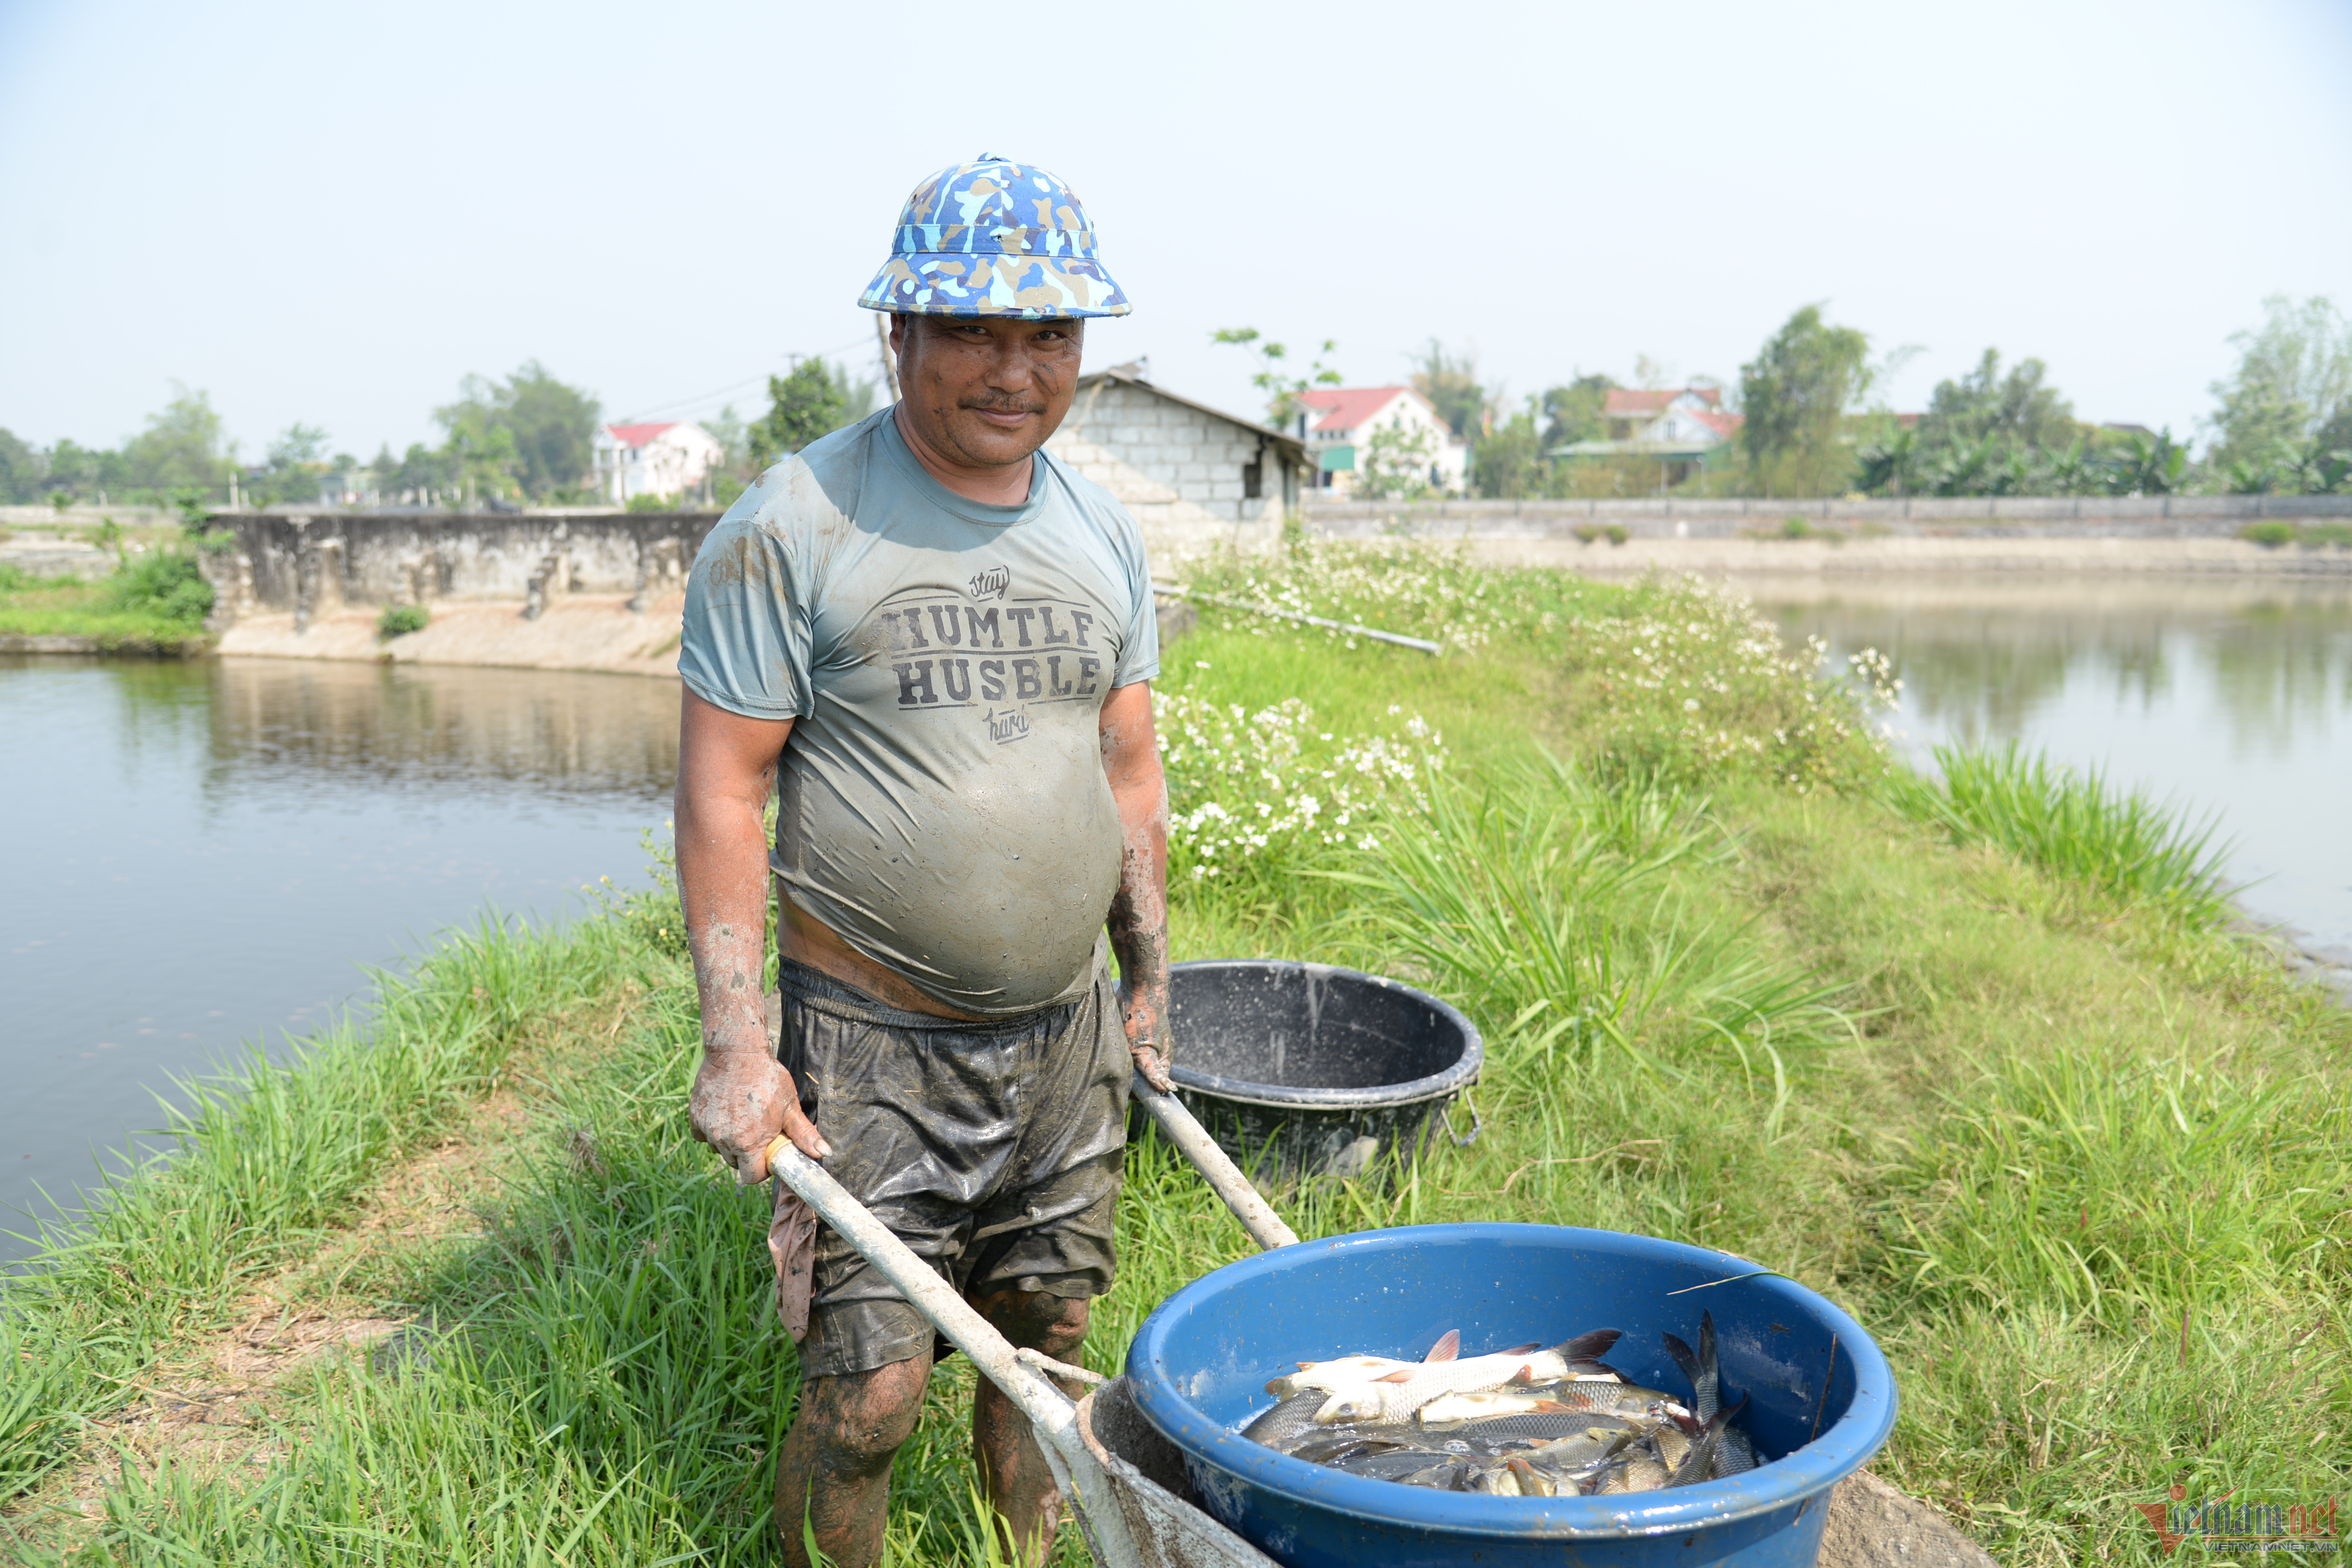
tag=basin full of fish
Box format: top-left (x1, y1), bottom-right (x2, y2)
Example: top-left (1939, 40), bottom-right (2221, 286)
top-left (1235, 1311), bottom-right (1760, 1497)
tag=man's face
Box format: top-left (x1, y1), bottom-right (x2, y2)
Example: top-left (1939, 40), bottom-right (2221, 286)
top-left (891, 315), bottom-right (1084, 470)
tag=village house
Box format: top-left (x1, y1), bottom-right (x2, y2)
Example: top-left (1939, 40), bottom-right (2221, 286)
top-left (1045, 362), bottom-right (1311, 558)
top-left (1557, 387), bottom-right (1745, 486)
top-left (1294, 386), bottom-right (1467, 497)
top-left (592, 421), bottom-right (725, 505)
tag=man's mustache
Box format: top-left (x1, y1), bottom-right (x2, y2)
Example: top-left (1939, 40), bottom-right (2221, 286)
top-left (959, 396), bottom-right (1048, 414)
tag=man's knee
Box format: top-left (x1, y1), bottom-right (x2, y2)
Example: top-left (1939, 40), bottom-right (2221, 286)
top-left (974, 1285), bottom-right (1089, 1356)
top-left (795, 1356), bottom-right (930, 1467)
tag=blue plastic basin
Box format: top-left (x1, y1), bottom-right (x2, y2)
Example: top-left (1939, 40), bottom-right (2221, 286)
top-left (1124, 1224), bottom-right (1897, 1568)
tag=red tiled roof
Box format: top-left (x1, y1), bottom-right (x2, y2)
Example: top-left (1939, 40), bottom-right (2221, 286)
top-left (1690, 410), bottom-right (1743, 437)
top-left (605, 421), bottom-right (679, 448)
top-left (1604, 387), bottom-right (1722, 415)
top-left (1299, 386), bottom-right (1419, 434)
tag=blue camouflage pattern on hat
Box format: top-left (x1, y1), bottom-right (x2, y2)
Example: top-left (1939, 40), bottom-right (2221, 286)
top-left (859, 155), bottom-right (1131, 318)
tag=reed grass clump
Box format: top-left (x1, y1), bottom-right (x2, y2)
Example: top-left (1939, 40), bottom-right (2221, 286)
top-left (1329, 757), bottom-right (1851, 1099)
top-left (1884, 1040), bottom-right (2351, 1333)
top-left (1888, 740), bottom-right (2235, 928)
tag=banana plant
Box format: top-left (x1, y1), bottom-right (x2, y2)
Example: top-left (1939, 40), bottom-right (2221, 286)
top-left (2043, 437), bottom-right (2108, 496)
top-left (1930, 437), bottom-right (1996, 497)
top-left (2106, 428), bottom-right (2194, 496)
top-left (1852, 424), bottom-right (1919, 496)
top-left (2288, 439), bottom-right (2352, 494)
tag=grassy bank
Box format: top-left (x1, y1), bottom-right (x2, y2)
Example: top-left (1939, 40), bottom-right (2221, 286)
top-left (0, 552), bottom-right (216, 655)
top-left (3, 545), bottom-right (2345, 1566)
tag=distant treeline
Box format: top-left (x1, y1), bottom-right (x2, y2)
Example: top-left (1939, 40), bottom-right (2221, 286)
top-left (1242, 295), bottom-right (2352, 502)
top-left (0, 363), bottom-right (607, 513)
top-left (0, 355), bottom-right (881, 517)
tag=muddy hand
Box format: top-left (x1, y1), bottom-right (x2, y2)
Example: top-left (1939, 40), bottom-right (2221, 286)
top-left (1129, 1039), bottom-right (1173, 1094)
top-left (689, 1052), bottom-right (830, 1182)
top-left (1118, 979), bottom-right (1174, 1093)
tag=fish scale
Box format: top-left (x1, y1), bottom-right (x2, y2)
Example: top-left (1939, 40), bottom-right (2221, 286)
top-left (1313, 1328), bottom-right (1622, 1425)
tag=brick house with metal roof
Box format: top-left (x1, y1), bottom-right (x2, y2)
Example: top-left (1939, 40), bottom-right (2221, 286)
top-left (1044, 363), bottom-right (1311, 558)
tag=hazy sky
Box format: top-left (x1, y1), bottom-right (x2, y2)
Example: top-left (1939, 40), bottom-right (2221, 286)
top-left (4, 0), bottom-right (2348, 463)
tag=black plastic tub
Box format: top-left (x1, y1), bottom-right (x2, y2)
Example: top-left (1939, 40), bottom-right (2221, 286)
top-left (1149, 960), bottom-right (1482, 1184)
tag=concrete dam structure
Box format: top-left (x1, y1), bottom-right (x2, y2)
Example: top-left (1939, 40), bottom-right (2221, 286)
top-left (201, 510), bottom-right (722, 676)
top-left (204, 510), bottom-right (721, 626)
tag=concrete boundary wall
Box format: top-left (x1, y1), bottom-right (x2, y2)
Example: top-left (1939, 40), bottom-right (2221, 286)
top-left (204, 511), bottom-right (720, 626)
top-left (1303, 493), bottom-right (2352, 541)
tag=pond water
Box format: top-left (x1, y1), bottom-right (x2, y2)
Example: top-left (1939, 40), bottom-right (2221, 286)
top-left (0, 656), bottom-right (677, 1258)
top-left (1749, 575), bottom-right (2352, 960)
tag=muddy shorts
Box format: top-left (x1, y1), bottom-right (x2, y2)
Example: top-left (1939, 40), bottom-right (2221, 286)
top-left (769, 957), bottom-right (1130, 1380)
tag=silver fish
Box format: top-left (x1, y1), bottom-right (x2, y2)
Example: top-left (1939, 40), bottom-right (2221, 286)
top-left (1314, 1328), bottom-right (1623, 1425)
top-left (1241, 1391), bottom-right (1331, 1452)
top-left (1663, 1312), bottom-right (1759, 1478)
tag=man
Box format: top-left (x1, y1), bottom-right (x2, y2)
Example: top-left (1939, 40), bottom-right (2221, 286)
top-left (671, 156), bottom-right (1171, 1568)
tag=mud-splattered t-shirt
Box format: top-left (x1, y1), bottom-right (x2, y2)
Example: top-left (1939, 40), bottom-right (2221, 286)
top-left (678, 409), bottom-right (1158, 1018)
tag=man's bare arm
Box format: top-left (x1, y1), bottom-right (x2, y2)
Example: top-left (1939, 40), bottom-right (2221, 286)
top-left (1098, 681), bottom-right (1173, 1092)
top-left (676, 689), bottom-right (831, 1180)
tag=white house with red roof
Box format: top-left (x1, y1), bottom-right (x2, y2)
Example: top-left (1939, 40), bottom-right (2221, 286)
top-left (1295, 386), bottom-right (1467, 497)
top-left (1596, 387), bottom-right (1743, 452)
top-left (592, 420), bottom-right (725, 505)
top-left (1559, 387), bottom-right (1744, 486)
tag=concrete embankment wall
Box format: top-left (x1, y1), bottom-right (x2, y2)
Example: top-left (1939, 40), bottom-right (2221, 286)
top-left (203, 510), bottom-right (720, 621)
top-left (200, 511), bottom-right (715, 674)
top-left (1297, 494), bottom-right (2352, 575)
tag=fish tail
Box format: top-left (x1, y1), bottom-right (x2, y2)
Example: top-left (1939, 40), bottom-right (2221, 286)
top-left (1553, 1328), bottom-right (1624, 1361)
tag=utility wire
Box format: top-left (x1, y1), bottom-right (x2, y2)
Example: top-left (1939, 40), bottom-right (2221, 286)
top-left (621, 334), bottom-right (877, 422)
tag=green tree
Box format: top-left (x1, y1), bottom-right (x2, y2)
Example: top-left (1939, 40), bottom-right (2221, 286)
top-left (1211, 327), bottom-right (1343, 430)
top-left (1899, 350), bottom-right (2081, 495)
top-left (1538, 374), bottom-right (1614, 449)
top-left (1739, 306), bottom-right (1871, 496)
top-left (431, 364), bottom-right (601, 501)
top-left (496, 361), bottom-right (602, 496)
top-left (242, 422), bottom-right (334, 507)
top-left (40, 438), bottom-right (113, 503)
top-left (1471, 405), bottom-right (1549, 498)
top-left (0, 427), bottom-right (43, 503)
top-left (1409, 340), bottom-right (1486, 438)
top-left (434, 393), bottom-right (522, 504)
top-left (1921, 351), bottom-right (2076, 454)
top-left (385, 442), bottom-right (459, 504)
top-left (749, 359), bottom-right (856, 468)
top-left (119, 384), bottom-right (231, 493)
top-left (2207, 294), bottom-right (2352, 477)
top-left (1357, 420), bottom-right (1439, 499)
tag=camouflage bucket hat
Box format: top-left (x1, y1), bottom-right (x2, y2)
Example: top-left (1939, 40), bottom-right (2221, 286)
top-left (858, 155), bottom-right (1131, 318)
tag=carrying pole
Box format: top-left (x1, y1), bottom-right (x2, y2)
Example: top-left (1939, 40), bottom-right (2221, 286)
top-left (1130, 1079), bottom-right (1300, 1251)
